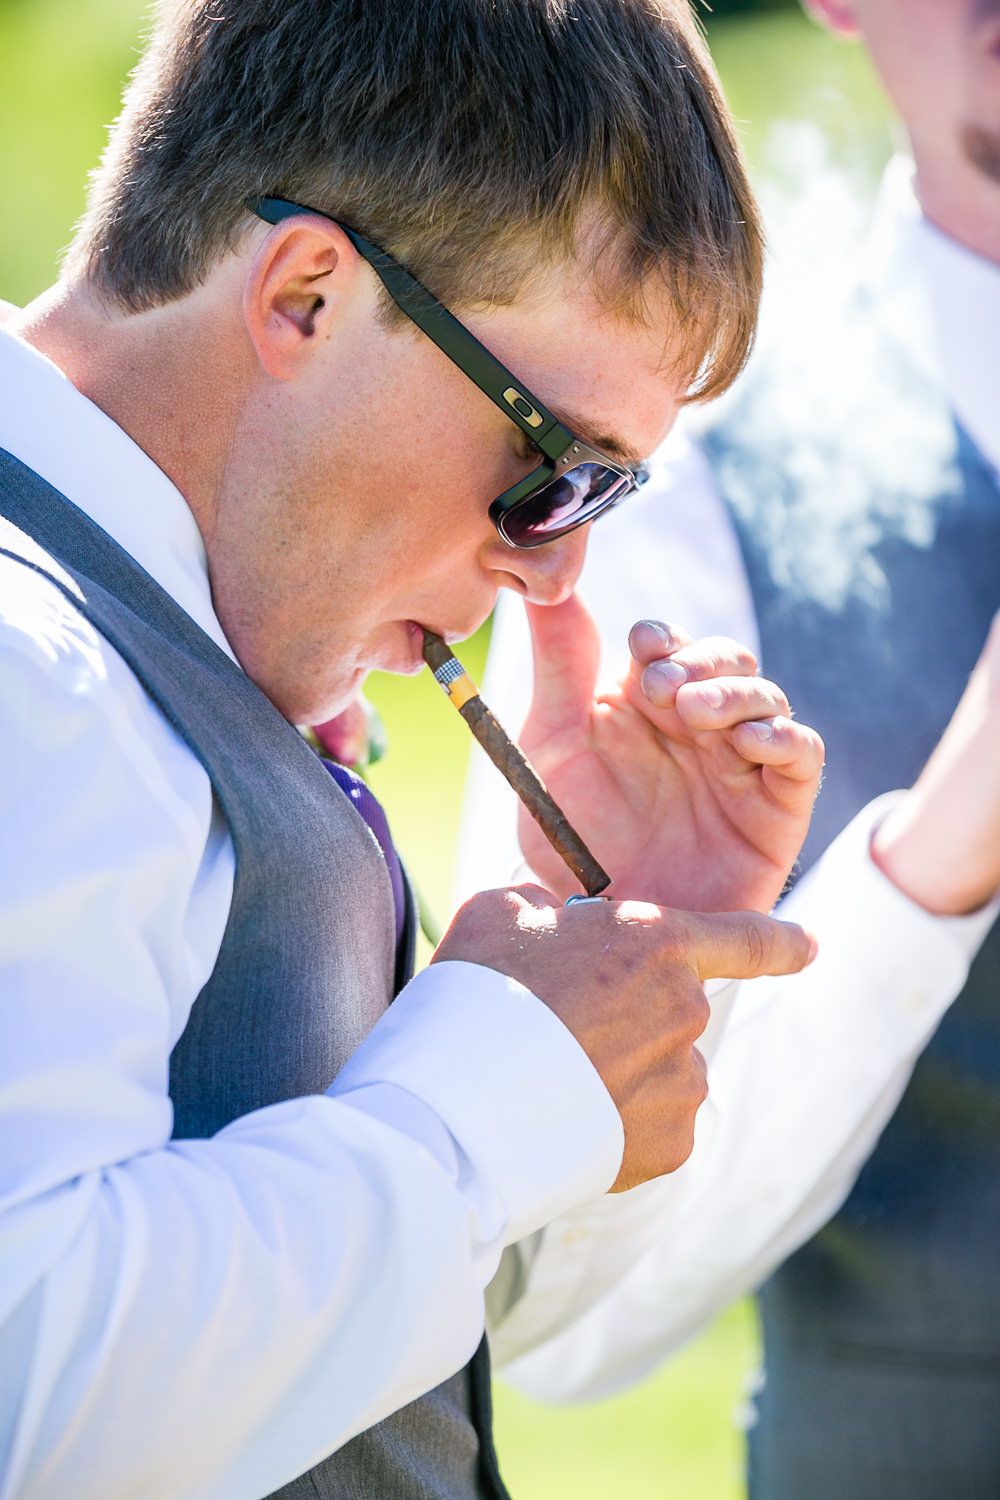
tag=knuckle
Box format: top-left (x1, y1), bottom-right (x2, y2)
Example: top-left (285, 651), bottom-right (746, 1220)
top-left (742, 917), bottom-right (768, 973)
top-left (660, 966), bottom-right (709, 1043)
top-left (496, 888), bottom-right (527, 922)
top-left (754, 679), bottom-right (787, 717)
top-left (690, 1050), bottom-right (710, 1107)
top-left (662, 1121), bottom-right (698, 1175)
top-left (791, 726), bottom-right (825, 771)
top-left (683, 989), bottom-right (711, 1043)
top-left (674, 646), bottom-right (713, 681)
top-left (730, 640), bottom-right (759, 675)
top-left (698, 635), bottom-right (758, 675)
top-left (510, 881), bottom-right (550, 905)
top-left (658, 950), bottom-right (691, 1000)
top-left (452, 888), bottom-right (500, 929)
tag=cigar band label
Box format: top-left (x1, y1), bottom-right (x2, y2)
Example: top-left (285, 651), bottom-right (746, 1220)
top-left (431, 657), bottom-right (478, 711)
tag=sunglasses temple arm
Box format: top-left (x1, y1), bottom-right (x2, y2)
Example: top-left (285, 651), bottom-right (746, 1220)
top-left (346, 237), bottom-right (572, 458)
top-left (248, 196), bottom-right (573, 460)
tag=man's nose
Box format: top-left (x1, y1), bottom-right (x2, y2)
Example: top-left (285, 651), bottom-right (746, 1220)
top-left (490, 523), bottom-right (590, 606)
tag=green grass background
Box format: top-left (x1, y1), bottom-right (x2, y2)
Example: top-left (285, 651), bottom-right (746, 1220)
top-left (0, 5), bottom-right (891, 1494)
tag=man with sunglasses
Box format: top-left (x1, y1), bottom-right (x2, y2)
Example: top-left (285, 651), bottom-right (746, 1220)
top-left (0, 2), bottom-right (829, 1498)
top-left (248, 197), bottom-right (648, 550)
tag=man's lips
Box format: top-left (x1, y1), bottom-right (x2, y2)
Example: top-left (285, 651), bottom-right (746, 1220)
top-left (393, 620), bottom-right (449, 675)
top-left (407, 619), bottom-right (473, 649)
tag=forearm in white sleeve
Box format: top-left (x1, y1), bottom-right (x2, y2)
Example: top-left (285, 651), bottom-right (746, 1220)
top-left (2, 978), bottom-right (620, 1500)
top-left (0, 608), bottom-right (622, 1500)
top-left (490, 795), bottom-right (997, 1401)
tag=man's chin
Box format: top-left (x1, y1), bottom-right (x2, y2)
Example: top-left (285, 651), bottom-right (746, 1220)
top-left (287, 615), bottom-right (477, 725)
top-left (267, 665), bottom-right (368, 731)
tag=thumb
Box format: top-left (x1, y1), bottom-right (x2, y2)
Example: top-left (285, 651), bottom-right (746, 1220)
top-left (679, 909), bottom-right (818, 983)
top-left (523, 592), bottom-right (602, 741)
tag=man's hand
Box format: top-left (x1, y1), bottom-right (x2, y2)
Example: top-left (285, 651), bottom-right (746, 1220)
top-left (872, 611), bottom-right (1000, 914)
top-left (516, 595), bottom-right (825, 913)
top-left (433, 885), bottom-right (816, 1190)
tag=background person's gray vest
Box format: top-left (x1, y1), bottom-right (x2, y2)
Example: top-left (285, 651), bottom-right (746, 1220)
top-left (704, 292), bottom-right (1000, 1497)
top-left (0, 449), bottom-right (510, 1500)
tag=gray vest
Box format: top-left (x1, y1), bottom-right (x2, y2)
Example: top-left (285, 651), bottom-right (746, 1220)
top-left (0, 449), bottom-right (509, 1500)
top-left (704, 286), bottom-right (1000, 1494)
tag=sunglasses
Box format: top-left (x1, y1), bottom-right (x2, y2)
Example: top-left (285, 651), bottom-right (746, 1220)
top-left (247, 196), bottom-right (647, 548)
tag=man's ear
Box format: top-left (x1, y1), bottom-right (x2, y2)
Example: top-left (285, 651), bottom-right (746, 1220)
top-left (242, 216), bottom-right (366, 381)
top-left (801, 0), bottom-right (862, 39)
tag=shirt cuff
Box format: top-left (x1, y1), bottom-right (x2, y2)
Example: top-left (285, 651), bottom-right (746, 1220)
top-left (738, 791), bottom-right (989, 1053)
top-left (779, 791), bottom-right (998, 971)
top-left (330, 962), bottom-right (624, 1248)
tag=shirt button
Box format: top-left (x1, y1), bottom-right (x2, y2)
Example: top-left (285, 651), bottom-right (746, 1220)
top-left (561, 1226), bottom-right (592, 1247)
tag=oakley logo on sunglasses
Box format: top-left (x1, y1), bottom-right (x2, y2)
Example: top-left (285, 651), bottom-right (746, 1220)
top-left (502, 387), bottom-right (544, 428)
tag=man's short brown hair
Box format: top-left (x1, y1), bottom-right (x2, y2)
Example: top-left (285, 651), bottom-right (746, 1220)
top-left (68, 0), bottom-right (762, 400)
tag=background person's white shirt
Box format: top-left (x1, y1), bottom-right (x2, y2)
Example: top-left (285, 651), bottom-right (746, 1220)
top-left (463, 158), bottom-right (1000, 1394)
top-left (0, 325), bottom-right (624, 1500)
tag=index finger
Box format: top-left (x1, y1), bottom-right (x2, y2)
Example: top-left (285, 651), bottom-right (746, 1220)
top-left (675, 908), bottom-right (818, 982)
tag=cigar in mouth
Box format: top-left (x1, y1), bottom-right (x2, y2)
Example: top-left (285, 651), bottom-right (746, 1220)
top-left (421, 628), bottom-right (611, 898)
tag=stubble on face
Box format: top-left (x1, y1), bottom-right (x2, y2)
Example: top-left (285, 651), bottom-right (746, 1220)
top-left (962, 122), bottom-right (1000, 184)
top-left (963, 0), bottom-right (1000, 183)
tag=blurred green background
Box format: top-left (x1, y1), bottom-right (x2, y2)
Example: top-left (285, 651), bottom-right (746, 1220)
top-left (0, 3), bottom-right (893, 1495)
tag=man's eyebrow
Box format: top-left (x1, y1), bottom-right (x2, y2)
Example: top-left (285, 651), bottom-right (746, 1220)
top-left (548, 406), bottom-right (644, 470)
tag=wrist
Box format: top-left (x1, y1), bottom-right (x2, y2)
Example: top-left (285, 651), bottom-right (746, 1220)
top-left (870, 796), bottom-right (997, 916)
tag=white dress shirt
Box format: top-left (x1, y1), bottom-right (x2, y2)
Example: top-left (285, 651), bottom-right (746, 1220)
top-left (0, 325), bottom-right (624, 1500)
top-left (464, 158), bottom-right (1000, 1398)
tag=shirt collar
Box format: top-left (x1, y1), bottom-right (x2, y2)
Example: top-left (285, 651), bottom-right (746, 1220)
top-left (917, 215), bottom-right (1000, 480)
top-left (866, 156), bottom-right (1000, 480)
top-left (0, 325), bottom-right (237, 660)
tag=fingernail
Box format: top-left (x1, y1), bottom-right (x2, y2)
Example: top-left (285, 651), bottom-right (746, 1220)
top-left (745, 720), bottom-right (774, 743)
top-left (701, 683), bottom-right (725, 710)
top-left (647, 659), bottom-right (688, 690)
top-left (636, 619), bottom-right (672, 642)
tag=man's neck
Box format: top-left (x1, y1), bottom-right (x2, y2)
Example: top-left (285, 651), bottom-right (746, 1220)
top-left (11, 280), bottom-right (244, 547)
top-left (911, 144), bottom-right (1000, 269)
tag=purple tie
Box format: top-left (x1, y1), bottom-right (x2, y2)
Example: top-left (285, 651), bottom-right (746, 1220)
top-left (320, 760), bottom-right (406, 946)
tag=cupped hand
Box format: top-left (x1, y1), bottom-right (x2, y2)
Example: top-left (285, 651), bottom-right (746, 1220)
top-left (516, 594), bottom-right (825, 912)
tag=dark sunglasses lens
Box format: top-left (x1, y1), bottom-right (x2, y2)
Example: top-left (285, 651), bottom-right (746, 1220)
top-left (501, 463), bottom-right (632, 548)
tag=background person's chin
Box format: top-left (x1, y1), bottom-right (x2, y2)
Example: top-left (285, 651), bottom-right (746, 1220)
top-left (963, 122), bottom-right (1000, 184)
